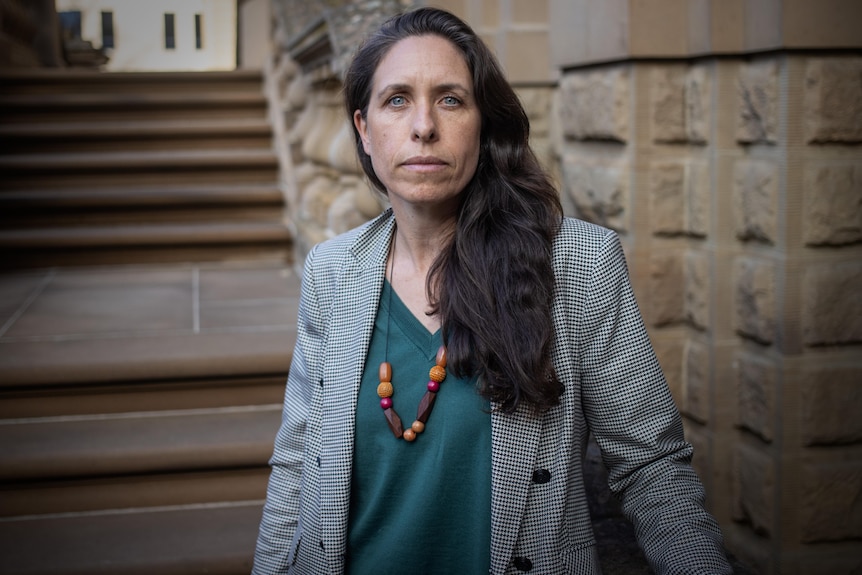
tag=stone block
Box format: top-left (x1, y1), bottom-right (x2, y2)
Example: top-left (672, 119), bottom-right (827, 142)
top-left (653, 338), bottom-right (683, 407)
top-left (650, 252), bottom-right (685, 327)
top-left (299, 174), bottom-right (339, 228)
top-left (651, 65), bottom-right (709, 144)
top-left (803, 163), bottom-right (862, 246)
top-left (559, 67), bottom-right (630, 142)
top-left (805, 57), bottom-right (862, 144)
top-left (302, 101), bottom-right (344, 167)
top-left (649, 160), bottom-right (709, 238)
top-left (800, 462), bottom-right (862, 542)
top-left (683, 339), bottom-right (710, 424)
top-left (516, 87), bottom-right (552, 136)
top-left (733, 159), bottom-right (779, 245)
top-left (328, 120), bottom-right (361, 174)
top-left (732, 444), bottom-right (775, 537)
top-left (735, 356), bottom-right (776, 443)
top-left (802, 261), bottom-right (862, 346)
top-left (734, 257), bottom-right (776, 345)
top-left (684, 424), bottom-right (710, 492)
top-left (801, 367), bottom-right (862, 446)
top-left (684, 251), bottom-right (710, 331)
top-left (559, 156), bottom-right (629, 232)
top-left (327, 191), bottom-right (369, 236)
top-left (736, 59), bottom-right (779, 144)
top-left (649, 250), bottom-right (710, 331)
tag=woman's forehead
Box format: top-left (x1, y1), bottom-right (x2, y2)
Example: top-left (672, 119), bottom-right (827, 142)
top-left (372, 35), bottom-right (471, 88)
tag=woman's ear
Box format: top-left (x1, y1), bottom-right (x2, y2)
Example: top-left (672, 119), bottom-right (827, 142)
top-left (354, 110), bottom-right (370, 155)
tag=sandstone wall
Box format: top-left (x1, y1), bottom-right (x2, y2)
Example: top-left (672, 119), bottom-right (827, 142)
top-left (550, 1), bottom-right (862, 571)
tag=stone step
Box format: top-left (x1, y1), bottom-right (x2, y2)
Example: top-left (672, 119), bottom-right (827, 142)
top-left (0, 69), bottom-right (267, 95)
top-left (0, 405), bottom-right (281, 482)
top-left (0, 149), bottom-right (279, 189)
top-left (0, 222), bottom-right (292, 248)
top-left (0, 222), bottom-right (293, 267)
top-left (0, 501), bottom-right (264, 575)
top-left (0, 185), bottom-right (283, 210)
top-left (1, 467), bottom-right (269, 518)
top-left (0, 118), bottom-right (274, 153)
top-left (0, 374), bottom-right (288, 420)
top-left (0, 91), bottom-right (268, 123)
top-left (0, 149), bottom-right (279, 174)
top-left (0, 263), bottom-right (299, 391)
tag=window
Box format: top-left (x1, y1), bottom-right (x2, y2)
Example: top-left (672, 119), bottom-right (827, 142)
top-left (101, 11), bottom-right (114, 49)
top-left (164, 13), bottom-right (175, 50)
top-left (58, 10), bottom-right (82, 41)
top-left (195, 13), bottom-right (203, 50)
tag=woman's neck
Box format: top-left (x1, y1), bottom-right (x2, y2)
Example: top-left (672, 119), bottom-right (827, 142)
top-left (387, 202), bottom-right (456, 332)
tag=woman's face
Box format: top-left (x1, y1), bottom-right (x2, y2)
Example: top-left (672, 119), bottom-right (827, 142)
top-left (354, 34), bottom-right (482, 213)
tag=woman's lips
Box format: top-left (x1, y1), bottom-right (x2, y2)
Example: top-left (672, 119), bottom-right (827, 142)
top-left (402, 156), bottom-right (447, 172)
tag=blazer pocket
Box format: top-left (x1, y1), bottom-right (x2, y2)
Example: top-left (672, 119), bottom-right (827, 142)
top-left (287, 528), bottom-right (303, 568)
top-left (560, 540), bottom-right (601, 575)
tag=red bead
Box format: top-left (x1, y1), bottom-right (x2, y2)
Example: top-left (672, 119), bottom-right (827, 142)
top-left (380, 397), bottom-right (393, 410)
top-left (427, 380), bottom-right (440, 392)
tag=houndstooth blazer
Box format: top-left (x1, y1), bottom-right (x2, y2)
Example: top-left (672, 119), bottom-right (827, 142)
top-left (253, 209), bottom-right (732, 575)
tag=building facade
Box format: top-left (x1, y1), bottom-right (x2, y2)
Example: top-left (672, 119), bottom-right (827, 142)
top-left (55, 0), bottom-right (237, 71)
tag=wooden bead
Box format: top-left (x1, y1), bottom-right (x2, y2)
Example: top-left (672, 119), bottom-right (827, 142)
top-left (411, 420), bottom-right (425, 434)
top-left (435, 346), bottom-right (447, 368)
top-left (416, 390), bottom-right (437, 423)
top-left (429, 365), bottom-right (446, 383)
top-left (383, 407), bottom-right (403, 438)
top-left (402, 428), bottom-right (417, 442)
top-left (379, 362), bottom-right (392, 382)
top-left (377, 381), bottom-right (393, 398)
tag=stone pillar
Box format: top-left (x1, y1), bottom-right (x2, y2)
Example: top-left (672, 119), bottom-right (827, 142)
top-left (551, 1), bottom-right (862, 572)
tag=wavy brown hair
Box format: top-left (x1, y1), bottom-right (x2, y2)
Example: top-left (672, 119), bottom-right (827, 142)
top-left (344, 7), bottom-right (563, 413)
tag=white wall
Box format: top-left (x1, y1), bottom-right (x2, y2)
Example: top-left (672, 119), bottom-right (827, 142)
top-left (237, 0), bottom-right (270, 69)
top-left (55, 0), bottom-right (237, 71)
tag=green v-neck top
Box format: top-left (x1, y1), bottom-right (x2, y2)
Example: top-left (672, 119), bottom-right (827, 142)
top-left (345, 280), bottom-right (492, 575)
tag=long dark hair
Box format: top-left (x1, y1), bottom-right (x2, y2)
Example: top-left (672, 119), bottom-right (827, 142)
top-left (344, 7), bottom-right (563, 413)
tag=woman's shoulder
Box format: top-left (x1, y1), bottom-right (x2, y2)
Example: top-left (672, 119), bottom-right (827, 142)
top-left (304, 209), bottom-right (393, 271)
top-left (555, 216), bottom-right (617, 251)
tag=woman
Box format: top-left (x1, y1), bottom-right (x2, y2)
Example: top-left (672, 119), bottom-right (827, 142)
top-left (254, 7), bottom-right (731, 574)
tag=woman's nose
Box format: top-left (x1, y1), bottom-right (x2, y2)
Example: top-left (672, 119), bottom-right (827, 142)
top-left (411, 104), bottom-right (437, 142)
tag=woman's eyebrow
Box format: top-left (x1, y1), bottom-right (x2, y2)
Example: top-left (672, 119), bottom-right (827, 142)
top-left (375, 82), bottom-right (470, 99)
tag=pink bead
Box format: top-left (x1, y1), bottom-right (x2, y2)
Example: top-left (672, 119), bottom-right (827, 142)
top-left (380, 397), bottom-right (393, 410)
top-left (427, 380), bottom-right (440, 392)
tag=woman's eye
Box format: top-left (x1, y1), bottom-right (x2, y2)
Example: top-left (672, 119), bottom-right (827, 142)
top-left (442, 96), bottom-right (461, 106)
top-left (388, 95), bottom-right (406, 107)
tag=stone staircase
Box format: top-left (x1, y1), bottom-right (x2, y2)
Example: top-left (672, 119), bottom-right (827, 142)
top-left (0, 70), bottom-right (298, 574)
top-left (0, 69), bottom-right (292, 268)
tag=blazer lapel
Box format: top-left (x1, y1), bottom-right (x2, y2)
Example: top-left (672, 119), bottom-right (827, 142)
top-left (319, 211), bottom-right (395, 564)
top-left (490, 403), bottom-right (543, 574)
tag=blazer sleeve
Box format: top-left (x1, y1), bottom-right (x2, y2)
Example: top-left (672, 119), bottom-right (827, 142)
top-left (253, 245), bottom-right (324, 574)
top-left (577, 230), bottom-right (732, 574)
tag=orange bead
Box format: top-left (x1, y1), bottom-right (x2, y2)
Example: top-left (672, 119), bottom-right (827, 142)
top-left (435, 346), bottom-right (447, 368)
top-left (402, 428), bottom-right (416, 442)
top-left (377, 381), bottom-right (393, 398)
top-left (379, 362), bottom-right (392, 382)
top-left (429, 365), bottom-right (446, 383)
top-left (411, 420), bottom-right (425, 434)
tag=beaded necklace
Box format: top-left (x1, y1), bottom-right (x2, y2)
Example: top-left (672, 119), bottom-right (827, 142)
top-left (377, 230), bottom-right (447, 442)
